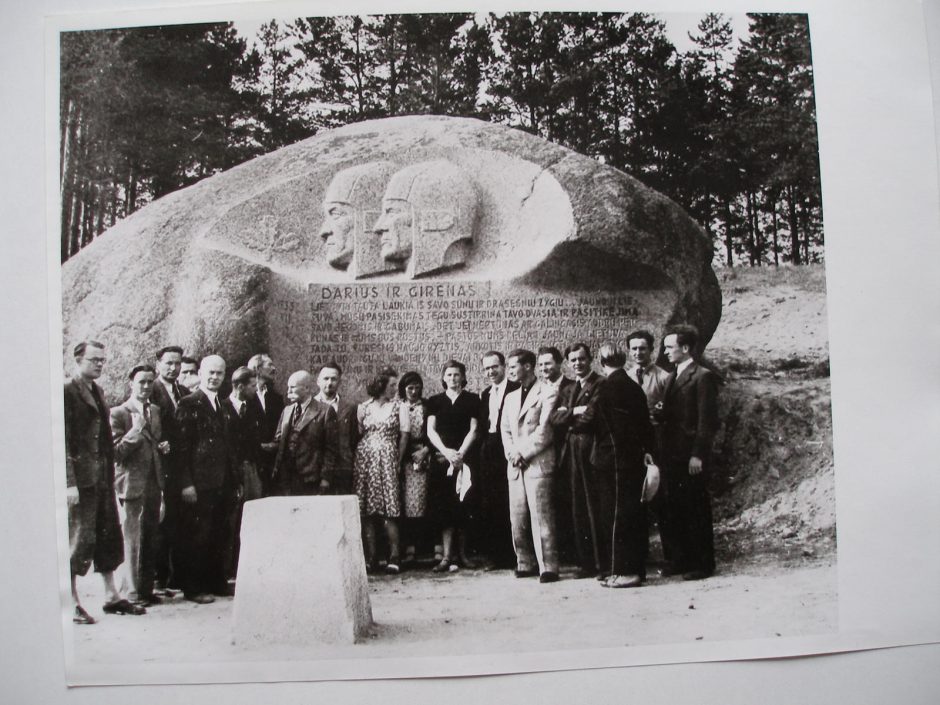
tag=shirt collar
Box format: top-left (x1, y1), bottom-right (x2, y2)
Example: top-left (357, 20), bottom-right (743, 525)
top-left (676, 358), bottom-right (694, 378)
top-left (201, 387), bottom-right (218, 405)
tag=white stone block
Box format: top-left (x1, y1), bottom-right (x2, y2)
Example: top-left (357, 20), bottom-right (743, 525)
top-left (231, 496), bottom-right (372, 646)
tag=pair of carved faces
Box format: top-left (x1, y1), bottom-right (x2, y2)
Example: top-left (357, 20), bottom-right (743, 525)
top-left (319, 159), bottom-right (478, 278)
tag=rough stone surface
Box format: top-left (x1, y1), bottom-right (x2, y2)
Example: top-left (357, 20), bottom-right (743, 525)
top-left (61, 115), bottom-right (721, 400)
top-left (231, 496), bottom-right (372, 646)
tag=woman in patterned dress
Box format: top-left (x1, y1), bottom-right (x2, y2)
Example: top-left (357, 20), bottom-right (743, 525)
top-left (398, 371), bottom-right (430, 567)
top-left (353, 367), bottom-right (410, 574)
top-left (426, 360), bottom-right (480, 573)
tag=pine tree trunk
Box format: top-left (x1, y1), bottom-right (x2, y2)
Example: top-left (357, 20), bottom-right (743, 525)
top-left (770, 194), bottom-right (780, 266)
top-left (723, 198), bottom-right (734, 267)
top-left (786, 185), bottom-right (801, 265)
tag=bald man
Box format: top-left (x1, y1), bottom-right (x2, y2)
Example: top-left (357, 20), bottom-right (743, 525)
top-left (174, 355), bottom-right (240, 603)
top-left (272, 370), bottom-right (338, 496)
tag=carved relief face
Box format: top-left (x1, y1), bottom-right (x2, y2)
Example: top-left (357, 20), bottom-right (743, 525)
top-left (373, 198), bottom-right (413, 262)
top-left (319, 202), bottom-right (356, 267)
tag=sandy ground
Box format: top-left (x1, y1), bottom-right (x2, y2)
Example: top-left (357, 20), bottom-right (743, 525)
top-left (71, 555), bottom-right (836, 665)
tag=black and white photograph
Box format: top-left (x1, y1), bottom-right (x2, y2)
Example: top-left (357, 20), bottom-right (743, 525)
top-left (52, 6), bottom-right (838, 680)
top-left (3, 0), bottom-right (938, 697)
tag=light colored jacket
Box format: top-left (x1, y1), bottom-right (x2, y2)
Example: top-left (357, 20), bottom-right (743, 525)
top-left (500, 380), bottom-right (558, 479)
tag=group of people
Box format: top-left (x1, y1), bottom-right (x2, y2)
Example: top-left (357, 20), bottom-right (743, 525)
top-left (63, 325), bottom-right (719, 626)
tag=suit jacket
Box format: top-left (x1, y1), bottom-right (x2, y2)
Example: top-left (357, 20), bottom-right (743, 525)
top-left (550, 371), bottom-right (605, 435)
top-left (110, 400), bottom-right (164, 500)
top-left (223, 396), bottom-right (264, 468)
top-left (317, 395), bottom-right (359, 476)
top-left (174, 389), bottom-right (237, 492)
top-left (150, 377), bottom-right (184, 483)
top-left (501, 380), bottom-right (559, 479)
top-left (251, 385), bottom-right (285, 446)
top-left (480, 379), bottom-right (520, 444)
top-left (273, 399), bottom-right (339, 487)
top-left (660, 361), bottom-right (720, 462)
top-left (64, 375), bottom-right (114, 489)
top-left (591, 368), bottom-right (656, 474)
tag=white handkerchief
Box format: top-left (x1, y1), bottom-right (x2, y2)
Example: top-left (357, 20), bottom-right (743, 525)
top-left (453, 464), bottom-right (473, 501)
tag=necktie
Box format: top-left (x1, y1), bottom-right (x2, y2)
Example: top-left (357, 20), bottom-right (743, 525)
top-left (213, 396), bottom-right (221, 415)
top-left (575, 380), bottom-right (582, 399)
top-left (290, 404), bottom-right (299, 427)
top-left (143, 402), bottom-right (151, 426)
top-left (636, 367), bottom-right (644, 386)
top-left (172, 383), bottom-right (181, 404)
top-left (239, 401), bottom-right (246, 418)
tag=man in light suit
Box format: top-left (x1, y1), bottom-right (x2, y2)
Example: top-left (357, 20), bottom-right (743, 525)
top-left (315, 362), bottom-right (359, 496)
top-left (273, 370), bottom-right (338, 496)
top-left (501, 349), bottom-right (560, 583)
top-left (111, 364), bottom-right (169, 605)
top-left (174, 355), bottom-right (240, 603)
top-left (659, 325), bottom-right (720, 581)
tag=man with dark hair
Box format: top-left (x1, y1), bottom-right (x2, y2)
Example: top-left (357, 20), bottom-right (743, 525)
top-left (501, 349), bottom-right (560, 583)
top-left (593, 343), bottom-right (658, 588)
top-left (111, 364), bottom-right (169, 605)
top-left (315, 362), bottom-right (359, 496)
top-left (178, 357), bottom-right (200, 394)
top-left (65, 340), bottom-right (143, 623)
top-left (272, 370), bottom-right (338, 496)
top-left (222, 366), bottom-right (263, 579)
top-left (625, 329), bottom-right (675, 569)
top-left (174, 355), bottom-right (240, 603)
top-left (537, 345), bottom-right (576, 561)
top-left (149, 345), bottom-right (185, 595)
top-left (659, 325), bottom-right (720, 580)
top-left (477, 350), bottom-right (519, 569)
top-left (247, 353), bottom-right (284, 497)
top-left (551, 343), bottom-right (609, 579)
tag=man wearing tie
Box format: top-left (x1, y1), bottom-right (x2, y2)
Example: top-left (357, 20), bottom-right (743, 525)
top-left (551, 343), bottom-right (609, 579)
top-left (315, 362), bottom-right (359, 496)
top-left (247, 353), bottom-right (284, 497)
top-left (659, 325), bottom-right (720, 580)
top-left (149, 345), bottom-right (185, 595)
top-left (65, 340), bottom-right (142, 623)
top-left (477, 351), bottom-right (519, 569)
top-left (500, 349), bottom-right (560, 583)
top-left (272, 370), bottom-right (338, 496)
top-left (111, 364), bottom-right (169, 605)
top-left (174, 355), bottom-right (240, 603)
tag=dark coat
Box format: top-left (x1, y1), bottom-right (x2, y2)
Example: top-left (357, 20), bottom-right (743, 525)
top-left (174, 390), bottom-right (238, 492)
top-left (273, 400), bottom-right (339, 489)
top-left (660, 362), bottom-right (720, 463)
top-left (64, 375), bottom-right (114, 489)
top-left (591, 368), bottom-right (656, 474)
top-left (550, 371), bottom-right (605, 436)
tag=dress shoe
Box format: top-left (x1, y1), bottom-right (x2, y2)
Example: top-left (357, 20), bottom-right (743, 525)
top-left (102, 598), bottom-right (146, 615)
top-left (681, 570), bottom-right (711, 581)
top-left (211, 586), bottom-right (235, 597)
top-left (514, 569), bottom-right (538, 578)
top-left (135, 594), bottom-right (163, 606)
top-left (539, 571), bottom-right (559, 584)
top-left (573, 568), bottom-right (597, 580)
top-left (658, 564), bottom-right (684, 578)
top-left (73, 605), bottom-right (96, 625)
top-left (185, 593), bottom-right (215, 604)
top-left (603, 574), bottom-right (643, 588)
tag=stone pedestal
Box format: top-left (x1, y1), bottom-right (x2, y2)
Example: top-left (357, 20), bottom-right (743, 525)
top-left (231, 496), bottom-right (372, 646)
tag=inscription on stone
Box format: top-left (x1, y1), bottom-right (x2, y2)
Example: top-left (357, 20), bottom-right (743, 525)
top-left (268, 281), bottom-right (656, 391)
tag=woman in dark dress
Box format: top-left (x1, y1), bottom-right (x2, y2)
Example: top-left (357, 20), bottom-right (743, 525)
top-left (425, 360), bottom-right (480, 572)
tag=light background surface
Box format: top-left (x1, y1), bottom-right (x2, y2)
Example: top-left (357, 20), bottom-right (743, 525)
top-left (3, 0), bottom-right (940, 701)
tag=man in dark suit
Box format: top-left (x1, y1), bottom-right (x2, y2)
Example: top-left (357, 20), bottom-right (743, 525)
top-left (111, 364), bottom-right (169, 605)
top-left (477, 350), bottom-right (519, 569)
top-left (247, 353), bottom-right (284, 497)
top-left (149, 345), bottom-right (185, 595)
top-left (537, 346), bottom-right (577, 563)
top-left (659, 325), bottom-right (720, 581)
top-left (550, 343), bottom-right (609, 579)
top-left (593, 343), bottom-right (658, 588)
top-left (222, 366), bottom-right (264, 579)
top-left (315, 362), bottom-right (359, 496)
top-left (174, 354), bottom-right (240, 603)
top-left (65, 340), bottom-right (143, 623)
top-left (272, 370), bottom-right (338, 496)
